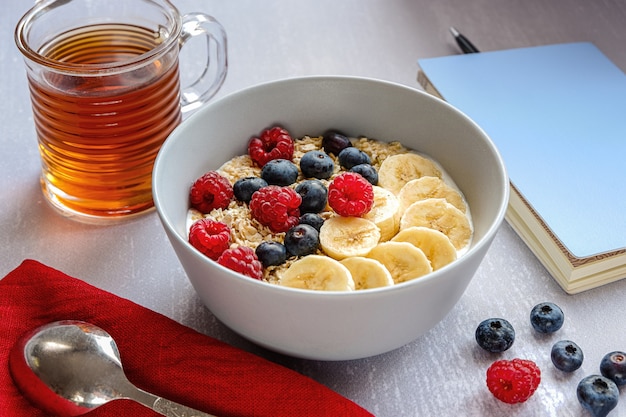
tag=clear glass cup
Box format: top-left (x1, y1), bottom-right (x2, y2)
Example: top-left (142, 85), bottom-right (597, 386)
top-left (15, 0), bottom-right (227, 223)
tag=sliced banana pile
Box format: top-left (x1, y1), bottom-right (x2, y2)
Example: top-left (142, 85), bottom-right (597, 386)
top-left (280, 150), bottom-right (473, 292)
top-left (318, 216), bottom-right (381, 260)
top-left (378, 153), bottom-right (442, 195)
top-left (399, 198), bottom-right (471, 250)
top-left (363, 186), bottom-right (400, 241)
top-left (280, 255), bottom-right (355, 291)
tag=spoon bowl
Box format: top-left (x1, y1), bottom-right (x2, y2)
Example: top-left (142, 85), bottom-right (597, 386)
top-left (9, 320), bottom-right (217, 417)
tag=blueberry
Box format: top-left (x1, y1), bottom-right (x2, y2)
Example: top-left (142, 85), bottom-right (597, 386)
top-left (299, 213), bottom-right (325, 231)
top-left (295, 179), bottom-right (328, 213)
top-left (475, 318), bottom-right (515, 353)
top-left (284, 224), bottom-right (319, 257)
top-left (600, 351), bottom-right (626, 386)
top-left (530, 302), bottom-right (564, 333)
top-left (260, 159), bottom-right (299, 186)
top-left (233, 177), bottom-right (268, 203)
top-left (577, 375), bottom-right (619, 417)
top-left (300, 150), bottom-right (335, 180)
top-left (551, 340), bottom-right (584, 372)
top-left (322, 130), bottom-right (352, 156)
top-left (338, 147), bottom-right (371, 170)
top-left (255, 241), bottom-right (288, 267)
top-left (350, 163), bottom-right (378, 185)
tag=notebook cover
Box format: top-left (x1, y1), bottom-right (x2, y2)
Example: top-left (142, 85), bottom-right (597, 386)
top-left (418, 42), bottom-right (626, 259)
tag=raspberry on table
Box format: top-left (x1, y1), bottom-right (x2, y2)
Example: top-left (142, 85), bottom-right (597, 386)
top-left (486, 359), bottom-right (541, 404)
top-left (217, 246), bottom-right (264, 280)
top-left (248, 126), bottom-right (295, 167)
top-left (328, 172), bottom-right (374, 217)
top-left (188, 218), bottom-right (231, 261)
top-left (190, 171), bottom-right (234, 213)
top-left (249, 185), bottom-right (302, 233)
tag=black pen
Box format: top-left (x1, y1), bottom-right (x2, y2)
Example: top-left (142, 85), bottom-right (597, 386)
top-left (449, 26), bottom-right (480, 54)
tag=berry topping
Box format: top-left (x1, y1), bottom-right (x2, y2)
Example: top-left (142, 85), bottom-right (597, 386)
top-left (600, 351), bottom-right (626, 386)
top-left (284, 224), bottom-right (320, 257)
top-left (350, 163), bottom-right (378, 185)
top-left (260, 159), bottom-right (299, 186)
top-left (248, 126), bottom-right (295, 167)
top-left (295, 179), bottom-right (328, 214)
top-left (217, 246), bottom-right (263, 280)
top-left (338, 146), bottom-right (372, 170)
top-left (188, 218), bottom-right (231, 261)
top-left (530, 302), bottom-right (564, 333)
top-left (299, 213), bottom-right (325, 231)
top-left (475, 318), bottom-right (515, 353)
top-left (486, 359), bottom-right (541, 404)
top-left (328, 172), bottom-right (374, 217)
top-left (551, 340), bottom-right (584, 372)
top-left (577, 375), bottom-right (619, 417)
top-left (249, 186), bottom-right (302, 233)
top-left (255, 241), bottom-right (288, 267)
top-left (233, 177), bottom-right (268, 203)
top-left (300, 150), bottom-right (335, 179)
top-left (322, 130), bottom-right (352, 155)
top-left (189, 171), bottom-right (234, 213)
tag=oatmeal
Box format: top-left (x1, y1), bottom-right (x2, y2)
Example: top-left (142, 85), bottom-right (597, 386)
top-left (187, 127), bottom-right (472, 291)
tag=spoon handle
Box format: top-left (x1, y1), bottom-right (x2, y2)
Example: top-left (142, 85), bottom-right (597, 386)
top-left (130, 387), bottom-right (219, 417)
top-left (153, 397), bottom-right (219, 417)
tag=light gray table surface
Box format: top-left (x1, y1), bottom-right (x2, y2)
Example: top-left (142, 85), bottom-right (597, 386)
top-left (2, 1), bottom-right (626, 416)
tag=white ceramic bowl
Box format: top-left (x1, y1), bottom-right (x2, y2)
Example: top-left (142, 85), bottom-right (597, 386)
top-left (153, 76), bottom-right (509, 361)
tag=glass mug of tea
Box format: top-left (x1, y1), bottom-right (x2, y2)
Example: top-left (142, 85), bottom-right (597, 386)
top-left (15, 0), bottom-right (227, 222)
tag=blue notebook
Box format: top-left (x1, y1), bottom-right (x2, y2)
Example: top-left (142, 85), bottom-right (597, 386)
top-left (417, 42), bottom-right (626, 293)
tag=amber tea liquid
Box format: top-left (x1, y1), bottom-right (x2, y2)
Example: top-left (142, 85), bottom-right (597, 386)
top-left (30, 24), bottom-right (182, 219)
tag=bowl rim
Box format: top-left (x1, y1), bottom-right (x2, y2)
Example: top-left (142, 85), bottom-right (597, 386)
top-left (153, 75), bottom-right (510, 297)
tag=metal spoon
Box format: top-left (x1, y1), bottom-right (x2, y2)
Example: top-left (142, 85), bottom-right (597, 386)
top-left (9, 320), bottom-right (218, 417)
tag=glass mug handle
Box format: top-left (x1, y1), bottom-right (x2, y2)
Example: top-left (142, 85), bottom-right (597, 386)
top-left (178, 12), bottom-right (228, 114)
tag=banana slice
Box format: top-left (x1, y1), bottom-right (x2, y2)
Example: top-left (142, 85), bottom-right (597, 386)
top-left (400, 198), bottom-right (472, 250)
top-left (340, 257), bottom-right (394, 290)
top-left (363, 186), bottom-right (400, 242)
top-left (378, 153), bottom-right (442, 195)
top-left (397, 176), bottom-right (467, 214)
top-left (391, 226), bottom-right (457, 271)
top-left (366, 241), bottom-right (432, 284)
top-left (280, 255), bottom-right (355, 291)
top-left (319, 216), bottom-right (381, 260)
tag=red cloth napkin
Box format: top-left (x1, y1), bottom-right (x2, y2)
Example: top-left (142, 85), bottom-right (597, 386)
top-left (0, 260), bottom-right (374, 417)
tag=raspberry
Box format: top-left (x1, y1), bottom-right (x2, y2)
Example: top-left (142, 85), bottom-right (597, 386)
top-left (190, 171), bottom-right (234, 213)
top-left (248, 126), bottom-right (295, 167)
top-left (249, 186), bottom-right (302, 233)
top-left (188, 218), bottom-right (231, 260)
top-left (328, 172), bottom-right (374, 217)
top-left (486, 359), bottom-right (541, 404)
top-left (217, 246), bottom-right (263, 280)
